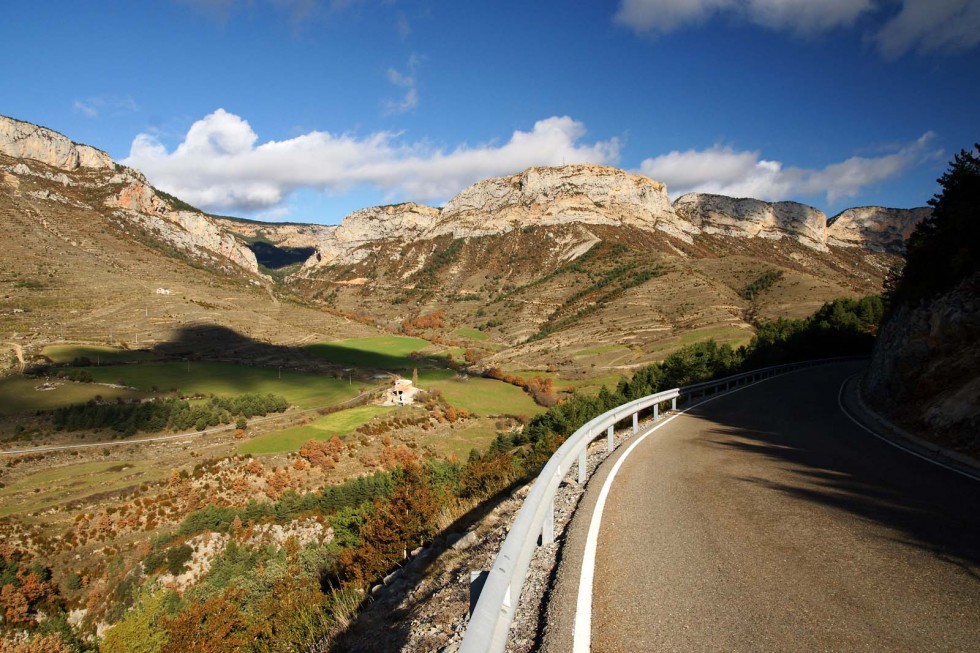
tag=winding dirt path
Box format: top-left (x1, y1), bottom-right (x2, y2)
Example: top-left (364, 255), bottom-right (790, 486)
top-left (2, 341), bottom-right (24, 372)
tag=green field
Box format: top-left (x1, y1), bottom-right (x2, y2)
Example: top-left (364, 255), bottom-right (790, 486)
top-left (0, 460), bottom-right (162, 518)
top-left (507, 370), bottom-right (626, 396)
top-left (305, 335), bottom-right (434, 370)
top-left (453, 327), bottom-right (488, 341)
top-left (238, 405), bottom-right (394, 455)
top-left (417, 370), bottom-right (545, 417)
top-left (423, 418), bottom-right (500, 460)
top-left (42, 344), bottom-right (156, 364)
top-left (83, 362), bottom-right (361, 408)
top-left (572, 344), bottom-right (630, 357)
top-left (650, 326), bottom-right (753, 354)
top-left (0, 377), bottom-right (147, 417)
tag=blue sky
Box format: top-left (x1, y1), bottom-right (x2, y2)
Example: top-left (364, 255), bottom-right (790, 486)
top-left (2, 1), bottom-right (978, 224)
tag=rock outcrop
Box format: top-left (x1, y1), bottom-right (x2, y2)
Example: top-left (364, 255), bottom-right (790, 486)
top-left (673, 193), bottom-right (828, 251)
top-left (863, 270), bottom-right (980, 452)
top-left (105, 169), bottom-right (260, 274)
top-left (827, 206), bottom-right (931, 253)
top-left (1, 115), bottom-right (261, 277)
top-left (0, 114), bottom-right (113, 170)
top-left (434, 164), bottom-right (690, 239)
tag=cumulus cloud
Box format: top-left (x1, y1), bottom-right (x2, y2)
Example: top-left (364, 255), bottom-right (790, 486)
top-left (123, 109), bottom-right (620, 212)
top-left (874, 0), bottom-right (980, 58)
top-left (613, 0), bottom-right (735, 34)
top-left (615, 0), bottom-right (872, 35)
top-left (615, 0), bottom-right (980, 57)
top-left (639, 132), bottom-right (940, 203)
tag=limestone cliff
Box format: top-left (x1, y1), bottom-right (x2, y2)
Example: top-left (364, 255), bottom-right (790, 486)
top-left (672, 193), bottom-right (828, 251)
top-left (105, 169), bottom-right (261, 274)
top-left (434, 164), bottom-right (691, 239)
top-left (0, 114), bottom-right (113, 170)
top-left (0, 115), bottom-right (261, 277)
top-left (827, 206), bottom-right (931, 254)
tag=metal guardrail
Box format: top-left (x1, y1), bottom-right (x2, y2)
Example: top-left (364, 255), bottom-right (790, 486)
top-left (459, 356), bottom-right (865, 653)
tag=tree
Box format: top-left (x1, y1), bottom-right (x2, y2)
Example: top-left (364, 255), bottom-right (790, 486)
top-left (100, 587), bottom-right (171, 653)
top-left (892, 144), bottom-right (980, 305)
top-left (161, 590), bottom-right (256, 653)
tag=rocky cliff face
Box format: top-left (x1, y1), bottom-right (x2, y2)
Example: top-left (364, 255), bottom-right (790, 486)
top-left (863, 271), bottom-right (980, 452)
top-left (434, 164), bottom-right (690, 238)
top-left (297, 165), bottom-right (931, 273)
top-left (0, 115), bottom-right (113, 170)
top-left (105, 169), bottom-right (260, 274)
top-left (0, 115), bottom-right (261, 277)
top-left (673, 193), bottom-right (828, 251)
top-left (827, 206), bottom-right (931, 253)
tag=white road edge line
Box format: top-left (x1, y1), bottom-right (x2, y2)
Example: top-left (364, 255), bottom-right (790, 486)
top-left (837, 375), bottom-right (980, 483)
top-left (573, 375), bottom-right (777, 653)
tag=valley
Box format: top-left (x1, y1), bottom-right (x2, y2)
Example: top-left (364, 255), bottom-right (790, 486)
top-left (0, 115), bottom-right (930, 651)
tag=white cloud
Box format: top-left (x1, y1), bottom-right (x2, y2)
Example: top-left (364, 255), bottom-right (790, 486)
top-left (72, 96), bottom-right (140, 119)
top-left (615, 0), bottom-right (980, 57)
top-left (614, 0), bottom-right (735, 34)
top-left (874, 0), bottom-right (980, 58)
top-left (384, 54), bottom-right (421, 115)
top-left (639, 132), bottom-right (940, 203)
top-left (615, 0), bottom-right (872, 35)
top-left (745, 0), bottom-right (873, 33)
top-left (73, 100), bottom-right (99, 118)
top-left (123, 109), bottom-right (620, 212)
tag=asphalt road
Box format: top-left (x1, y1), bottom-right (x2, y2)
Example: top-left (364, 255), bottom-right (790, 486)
top-left (545, 362), bottom-right (980, 652)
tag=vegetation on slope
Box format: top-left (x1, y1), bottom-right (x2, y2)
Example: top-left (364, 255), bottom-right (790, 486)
top-left (888, 145), bottom-right (979, 307)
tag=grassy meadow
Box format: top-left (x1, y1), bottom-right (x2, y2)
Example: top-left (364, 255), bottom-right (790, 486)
top-left (42, 345), bottom-right (155, 364)
top-left (305, 335), bottom-right (434, 369)
top-left (238, 405), bottom-right (394, 455)
top-left (82, 362), bottom-right (361, 408)
top-left (0, 377), bottom-right (147, 417)
top-left (416, 370), bottom-right (544, 417)
top-left (0, 460), bottom-right (163, 518)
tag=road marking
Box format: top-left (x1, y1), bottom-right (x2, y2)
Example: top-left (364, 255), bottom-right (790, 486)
top-left (837, 376), bottom-right (980, 483)
top-left (573, 374), bottom-right (781, 653)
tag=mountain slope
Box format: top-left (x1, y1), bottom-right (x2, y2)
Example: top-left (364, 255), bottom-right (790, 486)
top-left (0, 116), bottom-right (374, 363)
top-left (261, 165), bottom-right (924, 375)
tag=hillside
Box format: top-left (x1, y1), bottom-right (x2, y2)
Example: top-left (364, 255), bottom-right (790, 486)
top-left (228, 165), bottom-right (926, 376)
top-left (0, 116), bottom-right (376, 371)
top-left (2, 115), bottom-right (930, 381)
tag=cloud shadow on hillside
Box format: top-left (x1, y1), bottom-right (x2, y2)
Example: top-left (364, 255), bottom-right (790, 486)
top-left (150, 323), bottom-right (448, 372)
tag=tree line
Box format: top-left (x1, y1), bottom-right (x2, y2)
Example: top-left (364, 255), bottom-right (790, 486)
top-left (51, 393), bottom-right (289, 437)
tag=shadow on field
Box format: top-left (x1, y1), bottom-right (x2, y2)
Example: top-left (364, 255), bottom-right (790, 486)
top-left (151, 324), bottom-right (448, 372)
top-left (688, 364), bottom-right (980, 571)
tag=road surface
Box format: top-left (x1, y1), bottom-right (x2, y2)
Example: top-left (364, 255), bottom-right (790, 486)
top-left (545, 362), bottom-right (980, 652)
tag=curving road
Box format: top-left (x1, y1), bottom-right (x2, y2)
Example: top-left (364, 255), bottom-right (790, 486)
top-left (545, 362), bottom-right (980, 652)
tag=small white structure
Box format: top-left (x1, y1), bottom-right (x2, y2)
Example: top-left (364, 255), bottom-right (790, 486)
top-left (382, 379), bottom-right (419, 406)
top-left (155, 288), bottom-right (173, 295)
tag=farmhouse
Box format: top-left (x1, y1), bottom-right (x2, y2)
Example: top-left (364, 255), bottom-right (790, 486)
top-left (382, 378), bottom-right (418, 406)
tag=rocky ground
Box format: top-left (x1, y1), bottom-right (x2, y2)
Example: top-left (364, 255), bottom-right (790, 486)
top-left (334, 417), bottom-right (659, 652)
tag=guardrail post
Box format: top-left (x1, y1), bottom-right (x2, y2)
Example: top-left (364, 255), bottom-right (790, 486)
top-left (653, 403), bottom-right (659, 420)
top-left (607, 425), bottom-right (615, 453)
top-left (671, 397), bottom-right (677, 410)
top-left (578, 448), bottom-right (587, 485)
top-left (541, 499), bottom-right (554, 545)
top-left (469, 571), bottom-right (489, 617)
top-left (632, 412), bottom-right (638, 434)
